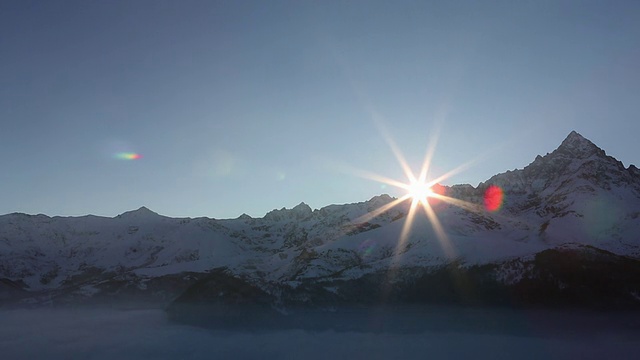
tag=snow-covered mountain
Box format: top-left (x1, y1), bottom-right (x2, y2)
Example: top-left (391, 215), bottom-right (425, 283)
top-left (1, 131), bottom-right (639, 309)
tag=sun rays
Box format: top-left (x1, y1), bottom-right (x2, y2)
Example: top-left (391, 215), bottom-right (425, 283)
top-left (347, 126), bottom-right (498, 265)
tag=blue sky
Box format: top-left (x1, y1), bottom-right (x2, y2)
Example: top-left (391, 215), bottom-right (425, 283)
top-left (1, 0), bottom-right (639, 218)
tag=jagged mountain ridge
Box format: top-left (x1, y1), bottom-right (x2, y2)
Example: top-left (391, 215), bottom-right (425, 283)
top-left (1, 131), bottom-right (639, 307)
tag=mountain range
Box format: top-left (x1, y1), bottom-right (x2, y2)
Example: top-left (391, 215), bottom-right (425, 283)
top-left (2, 131), bottom-right (639, 318)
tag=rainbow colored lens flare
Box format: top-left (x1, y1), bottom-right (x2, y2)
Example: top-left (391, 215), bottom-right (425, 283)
top-left (115, 152), bottom-right (142, 160)
top-left (358, 239), bottom-right (377, 258)
top-left (483, 185), bottom-right (504, 212)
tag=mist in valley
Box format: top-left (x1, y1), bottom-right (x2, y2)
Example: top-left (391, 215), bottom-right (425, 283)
top-left (2, 306), bottom-right (639, 360)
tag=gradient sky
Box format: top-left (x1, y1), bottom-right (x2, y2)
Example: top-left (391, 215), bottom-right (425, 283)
top-left (1, 0), bottom-right (639, 219)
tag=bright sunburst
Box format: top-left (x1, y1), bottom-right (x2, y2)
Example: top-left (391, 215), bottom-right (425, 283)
top-left (345, 125), bottom-right (497, 265)
top-left (407, 180), bottom-right (434, 204)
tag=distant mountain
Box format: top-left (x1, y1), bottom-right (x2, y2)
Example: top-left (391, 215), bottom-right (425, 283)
top-left (1, 131), bottom-right (639, 315)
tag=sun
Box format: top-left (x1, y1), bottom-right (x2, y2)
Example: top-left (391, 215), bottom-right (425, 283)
top-left (343, 124), bottom-right (489, 264)
top-left (407, 180), bottom-right (433, 204)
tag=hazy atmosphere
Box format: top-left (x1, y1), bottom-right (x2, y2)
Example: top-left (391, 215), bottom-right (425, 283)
top-left (2, 0), bottom-right (639, 218)
top-left (2, 308), bottom-right (639, 360)
top-left (3, 3), bottom-right (640, 360)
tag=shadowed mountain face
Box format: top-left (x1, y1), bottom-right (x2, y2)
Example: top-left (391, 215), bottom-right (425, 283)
top-left (1, 131), bottom-right (639, 315)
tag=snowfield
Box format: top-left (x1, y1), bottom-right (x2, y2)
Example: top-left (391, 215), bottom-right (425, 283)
top-left (1, 131), bottom-right (639, 307)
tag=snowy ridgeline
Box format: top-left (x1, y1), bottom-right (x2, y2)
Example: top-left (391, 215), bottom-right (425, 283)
top-left (0, 131), bottom-right (639, 309)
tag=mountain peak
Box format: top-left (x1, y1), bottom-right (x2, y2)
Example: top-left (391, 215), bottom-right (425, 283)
top-left (554, 131), bottom-right (605, 159)
top-left (291, 202), bottom-right (313, 219)
top-left (134, 206), bottom-right (156, 214)
top-left (486, 130), bottom-right (626, 193)
top-left (368, 194), bottom-right (395, 207)
top-left (565, 130), bottom-right (583, 140)
top-left (264, 202), bottom-right (313, 222)
top-left (292, 202), bottom-right (312, 213)
top-left (237, 213), bottom-right (253, 220)
top-left (116, 206), bottom-right (161, 220)
top-left (560, 130), bottom-right (591, 147)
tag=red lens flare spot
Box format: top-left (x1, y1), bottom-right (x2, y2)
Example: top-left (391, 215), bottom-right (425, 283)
top-left (427, 183), bottom-right (447, 206)
top-left (484, 185), bottom-right (504, 212)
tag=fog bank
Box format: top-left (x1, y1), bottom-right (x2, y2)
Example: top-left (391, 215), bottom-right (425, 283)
top-left (1, 308), bottom-right (639, 360)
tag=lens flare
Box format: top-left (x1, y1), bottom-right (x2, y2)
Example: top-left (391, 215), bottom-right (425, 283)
top-left (426, 183), bottom-right (447, 206)
top-left (358, 239), bottom-right (377, 259)
top-left (483, 185), bottom-right (504, 212)
top-left (115, 152), bottom-right (142, 160)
